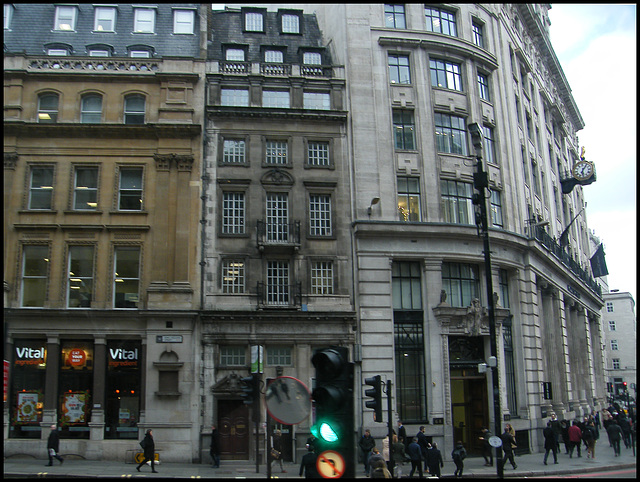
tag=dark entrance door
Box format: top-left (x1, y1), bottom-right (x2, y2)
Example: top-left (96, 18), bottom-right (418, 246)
top-left (218, 399), bottom-right (250, 460)
top-left (451, 368), bottom-right (488, 456)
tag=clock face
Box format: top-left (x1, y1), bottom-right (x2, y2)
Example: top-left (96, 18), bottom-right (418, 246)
top-left (573, 161), bottom-right (594, 181)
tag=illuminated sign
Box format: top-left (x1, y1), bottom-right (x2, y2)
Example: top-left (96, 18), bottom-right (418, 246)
top-left (14, 347), bottom-right (46, 366)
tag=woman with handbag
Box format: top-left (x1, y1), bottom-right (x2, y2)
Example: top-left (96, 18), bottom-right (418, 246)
top-left (271, 429), bottom-right (286, 473)
top-left (136, 429), bottom-right (157, 473)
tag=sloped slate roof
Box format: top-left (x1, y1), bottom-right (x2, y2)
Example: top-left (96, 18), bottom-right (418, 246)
top-left (4, 4), bottom-right (201, 58)
top-left (208, 8), bottom-right (332, 65)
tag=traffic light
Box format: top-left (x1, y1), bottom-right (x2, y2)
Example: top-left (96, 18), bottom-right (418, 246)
top-left (240, 374), bottom-right (261, 422)
top-left (623, 381), bottom-right (628, 391)
top-left (364, 375), bottom-right (383, 422)
top-left (311, 346), bottom-right (354, 478)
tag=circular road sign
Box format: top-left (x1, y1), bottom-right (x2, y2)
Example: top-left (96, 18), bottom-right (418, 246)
top-left (489, 435), bottom-right (503, 448)
top-left (265, 376), bottom-right (311, 425)
top-left (316, 450), bottom-right (345, 479)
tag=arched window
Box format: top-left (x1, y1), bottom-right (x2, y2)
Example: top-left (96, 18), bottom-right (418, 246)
top-left (124, 95), bottom-right (145, 124)
top-left (81, 94), bottom-right (102, 123)
top-left (37, 93), bottom-right (59, 123)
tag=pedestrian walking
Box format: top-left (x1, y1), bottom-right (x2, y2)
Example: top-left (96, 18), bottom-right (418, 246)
top-left (568, 420), bottom-right (582, 458)
top-left (210, 425), bottom-right (220, 468)
top-left (451, 441), bottom-right (467, 477)
top-left (479, 428), bottom-right (493, 466)
top-left (583, 421), bottom-right (597, 460)
top-left (397, 420), bottom-right (408, 447)
top-left (619, 414), bottom-right (632, 449)
top-left (381, 433), bottom-right (391, 472)
top-left (416, 426), bottom-right (429, 470)
top-left (560, 420), bottom-right (571, 454)
top-left (407, 437), bottom-right (424, 478)
top-left (500, 427), bottom-right (518, 470)
top-left (270, 429), bottom-right (286, 473)
top-left (426, 441), bottom-right (444, 478)
top-left (549, 413), bottom-right (562, 451)
top-left (299, 444), bottom-right (319, 478)
top-left (136, 429), bottom-right (157, 473)
top-left (543, 421), bottom-right (558, 465)
top-left (605, 420), bottom-right (623, 457)
top-left (358, 429), bottom-right (376, 476)
top-left (46, 425), bottom-right (64, 466)
top-left (391, 434), bottom-right (409, 478)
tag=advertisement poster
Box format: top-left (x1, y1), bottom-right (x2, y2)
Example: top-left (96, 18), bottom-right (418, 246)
top-left (16, 391), bottom-right (41, 424)
top-left (61, 391), bottom-right (88, 425)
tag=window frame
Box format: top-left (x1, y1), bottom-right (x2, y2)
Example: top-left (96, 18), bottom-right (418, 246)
top-left (124, 94), bottom-right (146, 125)
top-left (28, 165), bottom-right (54, 210)
top-left (221, 191), bottom-right (246, 235)
top-left (483, 125), bottom-right (497, 165)
top-left (384, 4), bottom-right (406, 29)
top-left (54, 5), bottom-right (77, 31)
top-left (434, 113), bottom-right (468, 156)
top-left (225, 48), bottom-right (246, 61)
top-left (425, 6), bottom-right (457, 37)
top-left (133, 8), bottom-right (155, 34)
top-left (244, 11), bottom-right (264, 32)
top-left (306, 140), bottom-right (331, 168)
top-left (67, 245), bottom-right (95, 309)
top-left (118, 167), bottom-right (143, 211)
top-left (221, 259), bottom-right (246, 294)
top-left (81, 94), bottom-right (103, 124)
top-left (265, 140), bottom-right (289, 166)
top-left (303, 91), bottom-right (331, 110)
top-left (430, 58), bottom-right (463, 91)
top-left (302, 51), bottom-right (322, 65)
top-left (393, 109), bottom-right (416, 150)
top-left (73, 166), bottom-right (99, 211)
top-left (266, 260), bottom-right (290, 306)
top-left (388, 53), bottom-right (411, 84)
top-left (478, 72), bottom-right (491, 101)
top-left (281, 13), bottom-right (300, 34)
top-left (173, 9), bottom-right (195, 35)
top-left (264, 50), bottom-right (284, 63)
top-left (311, 261), bottom-right (334, 295)
top-left (397, 176), bottom-right (421, 222)
top-left (442, 262), bottom-right (480, 308)
top-left (37, 93), bottom-right (59, 123)
top-left (441, 179), bottom-right (474, 225)
top-left (222, 138), bottom-right (247, 164)
top-left (221, 88), bottom-right (249, 107)
top-left (94, 6), bottom-right (116, 32)
top-left (266, 193), bottom-right (289, 243)
top-left (490, 189), bottom-right (504, 228)
top-left (21, 245), bottom-right (50, 308)
top-left (266, 346), bottom-right (293, 366)
top-left (262, 89), bottom-right (290, 108)
top-left (113, 246), bottom-right (140, 309)
top-left (472, 21), bottom-right (484, 48)
top-left (309, 194), bottom-right (333, 237)
top-left (220, 346), bottom-right (246, 367)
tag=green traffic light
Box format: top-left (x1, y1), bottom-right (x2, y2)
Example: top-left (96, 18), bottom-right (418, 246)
top-left (312, 422), bottom-right (339, 443)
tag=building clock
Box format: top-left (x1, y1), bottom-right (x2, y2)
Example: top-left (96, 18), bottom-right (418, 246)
top-left (572, 159), bottom-right (595, 181)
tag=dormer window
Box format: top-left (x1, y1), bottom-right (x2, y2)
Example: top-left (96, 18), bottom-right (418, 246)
top-left (54, 5), bottom-right (77, 31)
top-left (128, 45), bottom-right (154, 58)
top-left (244, 11), bottom-right (263, 32)
top-left (281, 14), bottom-right (300, 34)
top-left (264, 50), bottom-right (283, 63)
top-left (134, 7), bottom-right (155, 33)
top-left (303, 52), bottom-right (322, 65)
top-left (226, 48), bottom-right (245, 61)
top-left (87, 44), bottom-right (114, 57)
top-left (48, 49), bottom-right (69, 56)
top-left (173, 9), bottom-right (195, 34)
top-left (94, 6), bottom-right (116, 32)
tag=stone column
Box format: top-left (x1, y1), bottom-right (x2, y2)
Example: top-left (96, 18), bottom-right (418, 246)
top-left (174, 155), bottom-right (194, 283)
top-left (424, 258), bottom-right (444, 424)
top-left (578, 306), bottom-right (592, 414)
top-left (89, 337), bottom-right (106, 442)
top-left (42, 336), bottom-right (60, 430)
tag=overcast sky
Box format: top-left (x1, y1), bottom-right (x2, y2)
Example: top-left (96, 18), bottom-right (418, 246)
top-left (548, 4), bottom-right (637, 304)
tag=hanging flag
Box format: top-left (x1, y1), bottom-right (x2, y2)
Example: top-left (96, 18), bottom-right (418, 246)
top-left (590, 244), bottom-right (609, 278)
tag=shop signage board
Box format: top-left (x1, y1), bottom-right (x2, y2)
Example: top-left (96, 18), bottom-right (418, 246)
top-left (156, 335), bottom-right (183, 343)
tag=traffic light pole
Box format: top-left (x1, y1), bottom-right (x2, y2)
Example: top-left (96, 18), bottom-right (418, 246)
top-left (386, 380), bottom-right (395, 477)
top-left (469, 123), bottom-right (503, 479)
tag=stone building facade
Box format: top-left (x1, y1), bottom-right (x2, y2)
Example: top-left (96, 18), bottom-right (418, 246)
top-left (4, 3), bottom-right (206, 462)
top-left (303, 3), bottom-right (607, 455)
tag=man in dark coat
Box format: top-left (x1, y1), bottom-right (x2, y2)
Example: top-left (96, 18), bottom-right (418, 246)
top-left (299, 444), bottom-right (319, 478)
top-left (46, 425), bottom-right (64, 466)
top-left (136, 429), bottom-right (157, 473)
top-left (500, 427), bottom-right (517, 470)
top-left (543, 421), bottom-right (558, 465)
top-left (358, 429), bottom-right (376, 476)
top-left (479, 428), bottom-right (493, 466)
top-left (406, 437), bottom-right (423, 478)
top-left (210, 425), bottom-right (220, 468)
top-left (397, 420), bottom-right (408, 447)
top-left (426, 441), bottom-right (444, 478)
top-left (416, 426), bottom-right (429, 470)
top-left (606, 420), bottom-right (623, 456)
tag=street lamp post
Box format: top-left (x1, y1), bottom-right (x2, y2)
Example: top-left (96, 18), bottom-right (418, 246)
top-left (468, 123), bottom-right (503, 479)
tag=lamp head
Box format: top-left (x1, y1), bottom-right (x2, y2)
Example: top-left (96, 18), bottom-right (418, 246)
top-left (367, 197), bottom-right (380, 216)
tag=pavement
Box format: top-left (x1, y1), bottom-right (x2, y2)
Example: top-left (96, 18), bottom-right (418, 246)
top-left (3, 444), bottom-right (636, 479)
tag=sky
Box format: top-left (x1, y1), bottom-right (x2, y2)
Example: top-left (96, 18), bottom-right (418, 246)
top-left (548, 4), bottom-right (637, 304)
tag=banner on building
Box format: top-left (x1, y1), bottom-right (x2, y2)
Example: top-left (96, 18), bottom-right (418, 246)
top-left (590, 243), bottom-right (609, 278)
top-left (250, 345), bottom-right (263, 374)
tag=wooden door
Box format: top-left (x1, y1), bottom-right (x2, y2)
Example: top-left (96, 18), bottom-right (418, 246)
top-left (218, 399), bottom-right (250, 460)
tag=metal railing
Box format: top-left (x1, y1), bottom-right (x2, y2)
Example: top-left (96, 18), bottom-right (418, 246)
top-left (256, 282), bottom-right (302, 308)
top-left (256, 221), bottom-right (301, 248)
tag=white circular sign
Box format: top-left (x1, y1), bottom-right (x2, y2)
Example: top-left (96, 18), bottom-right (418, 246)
top-left (489, 435), bottom-right (503, 448)
top-left (316, 450), bottom-right (345, 479)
